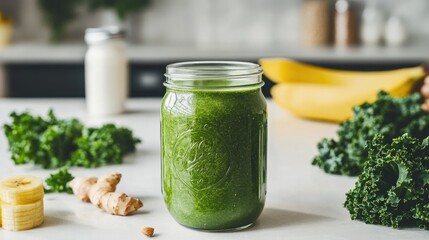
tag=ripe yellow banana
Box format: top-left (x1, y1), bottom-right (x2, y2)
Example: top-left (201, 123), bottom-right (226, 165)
top-left (271, 77), bottom-right (418, 122)
top-left (0, 175), bottom-right (44, 231)
top-left (0, 176), bottom-right (44, 205)
top-left (262, 58), bottom-right (426, 122)
top-left (260, 58), bottom-right (426, 85)
top-left (1, 200), bottom-right (44, 231)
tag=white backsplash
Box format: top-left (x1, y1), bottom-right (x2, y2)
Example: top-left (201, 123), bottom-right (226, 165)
top-left (1, 0), bottom-right (429, 47)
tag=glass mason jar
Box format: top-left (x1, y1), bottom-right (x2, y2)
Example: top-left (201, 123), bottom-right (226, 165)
top-left (161, 61), bottom-right (267, 231)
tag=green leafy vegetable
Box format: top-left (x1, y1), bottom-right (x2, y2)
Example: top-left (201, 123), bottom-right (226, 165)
top-left (38, 0), bottom-right (82, 42)
top-left (71, 124), bottom-right (141, 168)
top-left (45, 168), bottom-right (75, 194)
top-left (312, 92), bottom-right (429, 176)
top-left (40, 114), bottom-right (84, 169)
top-left (3, 111), bottom-right (49, 165)
top-left (38, 0), bottom-right (152, 42)
top-left (3, 110), bottom-right (140, 169)
top-left (344, 134), bottom-right (429, 229)
top-left (3, 110), bottom-right (83, 169)
top-left (86, 0), bottom-right (151, 20)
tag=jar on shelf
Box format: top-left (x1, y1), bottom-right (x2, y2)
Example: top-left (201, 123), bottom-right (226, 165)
top-left (360, 2), bottom-right (385, 46)
top-left (84, 26), bottom-right (128, 116)
top-left (384, 15), bottom-right (407, 47)
top-left (161, 61), bottom-right (267, 231)
top-left (334, 0), bottom-right (356, 47)
top-left (301, 0), bottom-right (329, 47)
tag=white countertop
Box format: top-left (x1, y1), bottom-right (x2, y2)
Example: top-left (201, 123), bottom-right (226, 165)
top-left (0, 98), bottom-right (427, 240)
top-left (0, 43), bottom-right (428, 64)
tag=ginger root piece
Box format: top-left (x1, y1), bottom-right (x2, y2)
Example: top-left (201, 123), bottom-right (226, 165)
top-left (70, 173), bottom-right (143, 216)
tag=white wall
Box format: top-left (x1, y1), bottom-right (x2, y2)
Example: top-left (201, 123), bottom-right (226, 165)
top-left (1, 0), bottom-right (429, 47)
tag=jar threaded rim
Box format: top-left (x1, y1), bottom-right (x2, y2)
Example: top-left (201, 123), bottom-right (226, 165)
top-left (164, 61), bottom-right (263, 89)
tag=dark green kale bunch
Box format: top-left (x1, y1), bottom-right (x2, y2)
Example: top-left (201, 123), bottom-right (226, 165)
top-left (44, 168), bottom-right (75, 194)
top-left (312, 92), bottom-right (429, 176)
top-left (40, 114), bottom-right (84, 169)
top-left (344, 134), bottom-right (429, 229)
top-left (4, 110), bottom-right (83, 169)
top-left (3, 110), bottom-right (140, 169)
top-left (71, 124), bottom-right (141, 168)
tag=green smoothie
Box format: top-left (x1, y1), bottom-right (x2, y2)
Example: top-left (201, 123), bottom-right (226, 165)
top-left (161, 86), bottom-right (267, 230)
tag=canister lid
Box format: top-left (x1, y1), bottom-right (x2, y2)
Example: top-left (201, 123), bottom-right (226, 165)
top-left (335, 0), bottom-right (350, 13)
top-left (85, 26), bottom-right (125, 44)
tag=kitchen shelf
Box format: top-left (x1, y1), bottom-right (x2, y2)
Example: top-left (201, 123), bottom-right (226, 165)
top-left (0, 42), bottom-right (429, 64)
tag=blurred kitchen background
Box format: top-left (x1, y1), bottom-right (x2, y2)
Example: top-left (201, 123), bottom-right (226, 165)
top-left (0, 0), bottom-right (428, 98)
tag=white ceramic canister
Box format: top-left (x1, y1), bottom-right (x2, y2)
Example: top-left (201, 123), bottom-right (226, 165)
top-left (84, 27), bottom-right (128, 116)
top-left (360, 2), bottom-right (384, 46)
top-left (334, 0), bottom-right (356, 47)
top-left (384, 15), bottom-right (407, 47)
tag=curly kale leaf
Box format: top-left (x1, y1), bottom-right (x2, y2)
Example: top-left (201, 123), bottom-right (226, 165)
top-left (3, 111), bottom-right (49, 165)
top-left (44, 168), bottom-right (75, 194)
top-left (344, 134), bottom-right (429, 229)
top-left (313, 92), bottom-right (429, 176)
top-left (3, 110), bottom-right (140, 169)
top-left (3, 110), bottom-right (83, 169)
top-left (39, 118), bottom-right (84, 169)
top-left (71, 124), bottom-right (141, 168)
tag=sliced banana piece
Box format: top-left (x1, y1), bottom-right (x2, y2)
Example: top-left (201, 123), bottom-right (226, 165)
top-left (1, 199), bottom-right (44, 231)
top-left (0, 176), bottom-right (44, 205)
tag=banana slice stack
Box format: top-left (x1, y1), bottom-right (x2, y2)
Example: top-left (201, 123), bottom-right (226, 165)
top-left (0, 176), bottom-right (44, 231)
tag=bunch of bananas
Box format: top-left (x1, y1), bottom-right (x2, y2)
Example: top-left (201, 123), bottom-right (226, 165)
top-left (0, 176), bottom-right (44, 231)
top-left (260, 58), bottom-right (426, 122)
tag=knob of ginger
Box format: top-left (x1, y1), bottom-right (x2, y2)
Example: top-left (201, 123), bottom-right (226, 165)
top-left (70, 172), bottom-right (143, 216)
